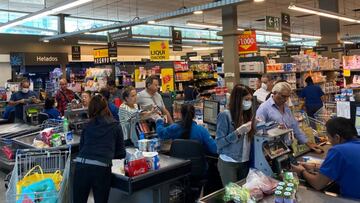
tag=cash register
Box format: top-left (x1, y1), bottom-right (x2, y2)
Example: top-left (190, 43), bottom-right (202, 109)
top-left (203, 100), bottom-right (220, 137)
top-left (254, 121), bottom-right (295, 177)
top-left (22, 103), bottom-right (44, 125)
top-left (64, 105), bottom-right (88, 135)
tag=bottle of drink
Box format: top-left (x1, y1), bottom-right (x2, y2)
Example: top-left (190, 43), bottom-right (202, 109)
top-left (63, 118), bottom-right (69, 144)
top-left (139, 132), bottom-right (145, 140)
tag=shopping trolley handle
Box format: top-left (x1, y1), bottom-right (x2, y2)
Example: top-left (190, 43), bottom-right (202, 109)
top-left (16, 145), bottom-right (72, 154)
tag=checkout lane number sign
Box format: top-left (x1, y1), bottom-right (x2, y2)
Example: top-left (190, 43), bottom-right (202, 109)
top-left (150, 40), bottom-right (170, 61)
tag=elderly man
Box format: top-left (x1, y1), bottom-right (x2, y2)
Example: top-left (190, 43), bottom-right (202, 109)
top-left (9, 80), bottom-right (40, 122)
top-left (55, 79), bottom-right (75, 116)
top-left (137, 75), bottom-right (173, 124)
top-left (253, 74), bottom-right (274, 103)
top-left (256, 82), bottom-right (322, 153)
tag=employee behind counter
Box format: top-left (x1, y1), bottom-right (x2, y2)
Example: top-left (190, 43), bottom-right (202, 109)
top-left (291, 117), bottom-right (360, 200)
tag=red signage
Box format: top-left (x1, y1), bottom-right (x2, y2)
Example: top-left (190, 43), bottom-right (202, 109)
top-left (238, 30), bottom-right (258, 54)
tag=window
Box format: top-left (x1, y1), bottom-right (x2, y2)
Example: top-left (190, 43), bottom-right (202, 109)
top-left (65, 17), bottom-right (114, 35)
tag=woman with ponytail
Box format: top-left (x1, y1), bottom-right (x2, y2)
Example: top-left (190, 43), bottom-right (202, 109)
top-left (154, 103), bottom-right (217, 154)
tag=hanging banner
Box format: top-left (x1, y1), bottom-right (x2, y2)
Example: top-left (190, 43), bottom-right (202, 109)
top-left (108, 42), bottom-right (117, 58)
top-left (150, 40), bottom-right (170, 61)
top-left (238, 30), bottom-right (258, 54)
top-left (161, 68), bottom-right (174, 92)
top-left (71, 46), bottom-right (81, 60)
top-left (93, 48), bottom-right (109, 64)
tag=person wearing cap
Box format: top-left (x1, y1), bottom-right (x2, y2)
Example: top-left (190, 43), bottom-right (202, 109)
top-left (256, 82), bottom-right (322, 153)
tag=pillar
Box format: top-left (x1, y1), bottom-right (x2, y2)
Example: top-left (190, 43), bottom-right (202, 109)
top-left (57, 14), bottom-right (67, 34)
top-left (218, 6), bottom-right (242, 91)
top-left (318, 0), bottom-right (340, 58)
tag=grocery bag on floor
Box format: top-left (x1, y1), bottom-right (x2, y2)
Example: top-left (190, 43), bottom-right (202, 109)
top-left (17, 178), bottom-right (58, 203)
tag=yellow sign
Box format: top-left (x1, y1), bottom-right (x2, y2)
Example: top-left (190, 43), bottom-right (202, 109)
top-left (93, 49), bottom-right (108, 59)
top-left (150, 41), bottom-right (170, 61)
top-left (344, 69), bottom-right (351, 77)
top-left (161, 68), bottom-right (174, 92)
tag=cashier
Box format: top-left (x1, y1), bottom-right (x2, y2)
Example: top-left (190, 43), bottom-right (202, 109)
top-left (256, 82), bottom-right (322, 153)
top-left (292, 117), bottom-right (360, 200)
top-left (9, 80), bottom-right (40, 122)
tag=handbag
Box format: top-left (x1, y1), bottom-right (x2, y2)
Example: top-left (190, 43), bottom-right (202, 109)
top-left (16, 165), bottom-right (63, 195)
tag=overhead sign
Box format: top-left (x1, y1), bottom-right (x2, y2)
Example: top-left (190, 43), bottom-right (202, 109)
top-left (285, 45), bottom-right (301, 52)
top-left (93, 48), bottom-right (109, 64)
top-left (150, 40), bottom-right (170, 61)
top-left (71, 46), bottom-right (81, 60)
top-left (266, 16), bottom-right (280, 31)
top-left (238, 30), bottom-right (258, 54)
top-left (201, 55), bottom-right (211, 61)
top-left (109, 29), bottom-right (132, 41)
top-left (180, 55), bottom-right (188, 60)
top-left (281, 13), bottom-right (291, 42)
top-left (172, 29), bottom-right (182, 45)
top-left (267, 53), bottom-right (277, 58)
top-left (210, 53), bottom-right (221, 58)
top-left (313, 46), bottom-right (328, 52)
top-left (331, 47), bottom-right (345, 53)
top-left (23, 53), bottom-right (68, 65)
top-left (173, 45), bottom-right (182, 51)
top-left (186, 52), bottom-right (198, 57)
top-left (277, 51), bottom-right (290, 57)
top-left (108, 42), bottom-right (117, 58)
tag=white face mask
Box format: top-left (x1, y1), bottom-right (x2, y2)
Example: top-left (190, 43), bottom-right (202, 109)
top-left (22, 88), bottom-right (29, 94)
top-left (261, 83), bottom-right (267, 90)
top-left (242, 100), bottom-right (252, 111)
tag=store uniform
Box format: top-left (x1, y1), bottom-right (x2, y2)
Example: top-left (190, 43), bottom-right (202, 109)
top-left (108, 102), bottom-right (119, 121)
top-left (156, 119), bottom-right (217, 154)
top-left (10, 90), bottom-right (38, 122)
top-left (300, 84), bottom-right (324, 118)
top-left (73, 116), bottom-right (125, 203)
top-left (3, 105), bottom-right (15, 119)
top-left (137, 89), bottom-right (165, 110)
top-left (43, 108), bottom-right (61, 119)
top-left (319, 139), bottom-right (360, 199)
top-left (216, 110), bottom-right (252, 186)
top-left (256, 96), bottom-right (308, 145)
top-left (55, 88), bottom-right (75, 116)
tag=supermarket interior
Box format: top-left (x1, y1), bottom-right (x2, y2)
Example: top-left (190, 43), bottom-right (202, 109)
top-left (1, 0), bottom-right (360, 203)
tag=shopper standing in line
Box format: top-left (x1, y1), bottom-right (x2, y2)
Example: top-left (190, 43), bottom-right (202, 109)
top-left (9, 79), bottom-right (40, 122)
top-left (154, 103), bottom-right (217, 155)
top-left (253, 74), bottom-right (274, 103)
top-left (81, 90), bottom-right (92, 108)
top-left (100, 88), bottom-right (119, 121)
top-left (257, 82), bottom-right (323, 153)
top-left (73, 95), bottom-right (125, 203)
top-left (55, 79), bottom-right (75, 116)
top-left (137, 75), bottom-right (174, 123)
top-left (184, 80), bottom-right (199, 101)
top-left (107, 80), bottom-right (122, 107)
top-left (300, 76), bottom-right (325, 118)
top-left (216, 84), bottom-right (255, 186)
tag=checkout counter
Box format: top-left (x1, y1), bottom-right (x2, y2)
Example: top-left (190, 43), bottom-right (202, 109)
top-left (199, 123), bottom-right (358, 203)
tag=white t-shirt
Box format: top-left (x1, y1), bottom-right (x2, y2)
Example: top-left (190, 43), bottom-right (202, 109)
top-left (137, 89), bottom-right (165, 110)
top-left (253, 88), bottom-right (270, 103)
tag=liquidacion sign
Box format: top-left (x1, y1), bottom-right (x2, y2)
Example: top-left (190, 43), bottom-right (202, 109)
top-left (150, 41), bottom-right (170, 61)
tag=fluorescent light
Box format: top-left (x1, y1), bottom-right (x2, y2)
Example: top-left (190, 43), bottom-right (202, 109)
top-left (289, 3), bottom-right (360, 23)
top-left (254, 0), bottom-right (265, 2)
top-left (78, 40), bottom-right (107, 45)
top-left (290, 33), bottom-right (321, 40)
top-left (193, 46), bottom-right (223, 51)
top-left (186, 21), bottom-right (221, 29)
top-left (43, 39), bottom-right (49, 43)
top-left (237, 28), bottom-right (245, 31)
top-left (147, 20), bottom-right (156, 24)
top-left (256, 30), bottom-right (281, 36)
top-left (193, 10), bottom-right (203, 15)
top-left (0, 0), bottom-right (93, 31)
top-left (343, 41), bottom-right (354, 44)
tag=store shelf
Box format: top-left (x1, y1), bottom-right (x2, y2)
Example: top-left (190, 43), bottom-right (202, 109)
top-left (240, 72), bottom-right (263, 75)
top-left (192, 70), bottom-right (216, 73)
top-left (174, 69), bottom-right (191, 72)
top-left (175, 80), bottom-right (191, 83)
top-left (266, 69), bottom-right (342, 74)
top-left (198, 84), bottom-right (217, 88)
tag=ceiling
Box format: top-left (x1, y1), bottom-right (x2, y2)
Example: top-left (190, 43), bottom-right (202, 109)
top-left (1, 0), bottom-right (360, 38)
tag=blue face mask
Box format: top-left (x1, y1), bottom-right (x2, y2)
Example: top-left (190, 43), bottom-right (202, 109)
top-left (242, 100), bottom-right (252, 111)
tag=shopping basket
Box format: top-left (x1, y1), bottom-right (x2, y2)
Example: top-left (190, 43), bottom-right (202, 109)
top-left (6, 146), bottom-right (71, 203)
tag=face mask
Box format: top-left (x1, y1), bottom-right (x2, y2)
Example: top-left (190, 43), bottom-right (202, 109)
top-left (22, 88), bottom-right (29, 94)
top-left (54, 103), bottom-right (58, 108)
top-left (261, 83), bottom-right (267, 90)
top-left (242, 100), bottom-right (252, 111)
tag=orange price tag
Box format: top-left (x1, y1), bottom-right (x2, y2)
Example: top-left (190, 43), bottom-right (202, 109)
top-left (344, 69), bottom-right (351, 77)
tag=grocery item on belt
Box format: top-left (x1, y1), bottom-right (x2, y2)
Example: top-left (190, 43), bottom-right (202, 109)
top-left (142, 151), bottom-right (160, 171)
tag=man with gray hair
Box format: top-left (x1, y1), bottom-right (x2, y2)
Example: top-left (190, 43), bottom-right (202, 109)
top-left (256, 82), bottom-right (323, 153)
top-left (253, 74), bottom-right (274, 103)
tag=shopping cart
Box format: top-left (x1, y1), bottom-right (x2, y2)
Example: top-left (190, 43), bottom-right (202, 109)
top-left (6, 146), bottom-right (71, 203)
top-left (313, 102), bottom-right (337, 124)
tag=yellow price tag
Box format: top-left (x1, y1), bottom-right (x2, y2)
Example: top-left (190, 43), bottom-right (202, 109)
top-left (344, 69), bottom-right (351, 77)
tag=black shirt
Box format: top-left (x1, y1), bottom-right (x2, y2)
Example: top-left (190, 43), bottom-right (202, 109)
top-left (78, 116), bottom-right (126, 164)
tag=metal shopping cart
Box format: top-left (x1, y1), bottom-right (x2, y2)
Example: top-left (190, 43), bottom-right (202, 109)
top-left (6, 146), bottom-right (71, 203)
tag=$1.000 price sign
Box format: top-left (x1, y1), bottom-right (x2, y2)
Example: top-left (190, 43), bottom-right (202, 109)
top-left (238, 30), bottom-right (258, 54)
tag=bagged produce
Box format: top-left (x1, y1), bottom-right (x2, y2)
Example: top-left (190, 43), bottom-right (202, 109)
top-left (223, 182), bottom-right (253, 203)
top-left (243, 168), bottom-right (279, 201)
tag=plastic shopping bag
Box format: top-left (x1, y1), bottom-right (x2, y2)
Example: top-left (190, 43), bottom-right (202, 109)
top-left (243, 168), bottom-right (279, 201)
top-left (16, 165), bottom-right (63, 195)
top-left (17, 178), bottom-right (58, 203)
